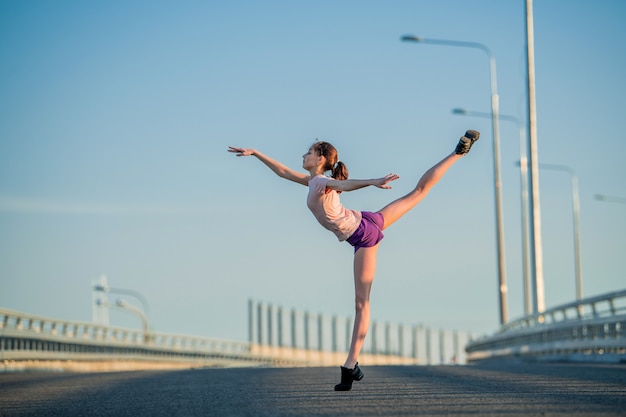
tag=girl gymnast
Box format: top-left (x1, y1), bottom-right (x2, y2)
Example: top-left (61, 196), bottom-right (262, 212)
top-left (228, 129), bottom-right (479, 391)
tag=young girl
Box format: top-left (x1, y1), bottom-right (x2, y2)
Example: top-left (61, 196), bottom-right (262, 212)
top-left (228, 130), bottom-right (479, 391)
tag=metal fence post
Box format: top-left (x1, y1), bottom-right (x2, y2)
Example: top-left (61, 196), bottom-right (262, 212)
top-left (290, 309), bottom-right (297, 349)
top-left (331, 315), bottom-right (338, 352)
top-left (267, 304), bottom-right (273, 347)
top-left (346, 317), bottom-right (352, 352)
top-left (439, 329), bottom-right (445, 364)
top-left (277, 306), bottom-right (283, 348)
top-left (426, 328), bottom-right (432, 365)
top-left (371, 321), bottom-right (377, 355)
top-left (248, 299), bottom-right (254, 344)
top-left (304, 311), bottom-right (310, 350)
top-left (256, 302), bottom-right (263, 345)
top-left (317, 313), bottom-right (323, 352)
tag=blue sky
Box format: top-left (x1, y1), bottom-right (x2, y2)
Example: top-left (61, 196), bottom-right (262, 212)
top-left (1, 1), bottom-right (625, 341)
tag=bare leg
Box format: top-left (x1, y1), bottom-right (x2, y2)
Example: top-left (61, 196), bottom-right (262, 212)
top-left (343, 153), bottom-right (460, 367)
top-left (343, 244), bottom-right (378, 369)
top-left (379, 151), bottom-right (462, 229)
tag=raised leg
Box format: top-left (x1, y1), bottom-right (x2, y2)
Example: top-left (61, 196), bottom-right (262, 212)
top-left (379, 151), bottom-right (462, 229)
top-left (379, 130), bottom-right (479, 229)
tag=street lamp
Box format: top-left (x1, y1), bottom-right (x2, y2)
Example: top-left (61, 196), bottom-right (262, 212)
top-left (525, 0), bottom-right (546, 316)
top-left (402, 35), bottom-right (508, 325)
top-left (93, 282), bottom-right (151, 319)
top-left (595, 194), bottom-right (626, 205)
top-left (537, 164), bottom-right (583, 301)
top-left (453, 108), bottom-right (532, 316)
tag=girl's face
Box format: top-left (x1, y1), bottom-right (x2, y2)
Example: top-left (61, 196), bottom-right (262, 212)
top-left (302, 147), bottom-right (323, 171)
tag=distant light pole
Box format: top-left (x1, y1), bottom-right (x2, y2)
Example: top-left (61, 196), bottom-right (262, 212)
top-left (537, 164), bottom-right (583, 301)
top-left (93, 280), bottom-right (151, 320)
top-left (402, 35), bottom-right (508, 324)
top-left (525, 0), bottom-right (546, 315)
top-left (453, 108), bottom-right (532, 316)
top-left (595, 194), bottom-right (626, 205)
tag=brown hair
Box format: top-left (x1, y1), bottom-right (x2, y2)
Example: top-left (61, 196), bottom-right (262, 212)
top-left (312, 141), bottom-right (348, 181)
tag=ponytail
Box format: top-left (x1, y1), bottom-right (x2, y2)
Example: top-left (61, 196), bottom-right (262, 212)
top-left (331, 161), bottom-right (349, 181)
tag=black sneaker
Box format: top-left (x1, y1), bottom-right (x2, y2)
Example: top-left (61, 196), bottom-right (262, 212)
top-left (455, 130), bottom-right (480, 155)
top-left (334, 362), bottom-right (364, 391)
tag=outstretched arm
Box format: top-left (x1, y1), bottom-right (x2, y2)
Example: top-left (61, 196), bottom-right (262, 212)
top-left (228, 146), bottom-right (310, 186)
top-left (326, 173), bottom-right (399, 192)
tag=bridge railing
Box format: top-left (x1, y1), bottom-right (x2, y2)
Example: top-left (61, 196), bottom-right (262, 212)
top-left (2, 302), bottom-right (476, 371)
top-left (0, 307), bottom-right (270, 370)
top-left (466, 289), bottom-right (626, 363)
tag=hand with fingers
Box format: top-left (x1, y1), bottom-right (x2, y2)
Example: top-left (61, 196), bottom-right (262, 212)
top-left (228, 146), bottom-right (255, 157)
top-left (374, 173), bottom-right (400, 189)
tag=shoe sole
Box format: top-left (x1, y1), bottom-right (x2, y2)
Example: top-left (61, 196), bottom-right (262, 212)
top-left (465, 130), bottom-right (480, 141)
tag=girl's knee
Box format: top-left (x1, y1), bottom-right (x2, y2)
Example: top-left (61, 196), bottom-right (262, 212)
top-left (354, 296), bottom-right (370, 312)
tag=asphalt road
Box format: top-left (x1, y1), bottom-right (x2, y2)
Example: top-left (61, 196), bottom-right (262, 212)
top-left (1, 362), bottom-right (625, 416)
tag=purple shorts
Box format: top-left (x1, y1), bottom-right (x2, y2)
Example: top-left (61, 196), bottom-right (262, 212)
top-left (346, 211), bottom-right (385, 252)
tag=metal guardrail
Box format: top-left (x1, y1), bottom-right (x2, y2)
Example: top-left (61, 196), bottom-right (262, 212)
top-left (2, 304), bottom-right (476, 371)
top-left (466, 289), bottom-right (626, 363)
top-left (0, 307), bottom-right (288, 369)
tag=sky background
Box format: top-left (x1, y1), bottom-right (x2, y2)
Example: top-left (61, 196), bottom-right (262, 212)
top-left (1, 0), bottom-right (625, 342)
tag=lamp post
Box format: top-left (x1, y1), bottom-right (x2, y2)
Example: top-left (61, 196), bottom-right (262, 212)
top-left (453, 108), bottom-right (532, 316)
top-left (595, 194), bottom-right (626, 205)
top-left (402, 35), bottom-right (508, 324)
top-left (93, 280), bottom-right (151, 320)
top-left (525, 0), bottom-right (546, 315)
top-left (538, 164), bottom-right (583, 301)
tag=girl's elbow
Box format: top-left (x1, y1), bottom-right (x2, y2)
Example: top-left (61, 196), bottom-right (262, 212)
top-left (275, 169), bottom-right (291, 179)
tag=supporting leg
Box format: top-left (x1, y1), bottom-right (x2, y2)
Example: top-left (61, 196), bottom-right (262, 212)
top-left (335, 245), bottom-right (377, 391)
top-left (344, 244), bottom-right (378, 369)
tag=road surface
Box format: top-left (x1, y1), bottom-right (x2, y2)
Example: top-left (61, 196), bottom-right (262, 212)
top-left (1, 361), bottom-right (625, 416)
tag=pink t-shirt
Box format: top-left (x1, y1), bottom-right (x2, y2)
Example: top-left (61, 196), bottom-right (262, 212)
top-left (306, 175), bottom-right (362, 241)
